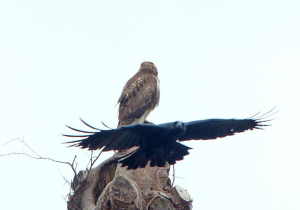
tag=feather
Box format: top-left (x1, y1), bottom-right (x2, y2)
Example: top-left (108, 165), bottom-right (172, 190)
top-left (80, 118), bottom-right (101, 131)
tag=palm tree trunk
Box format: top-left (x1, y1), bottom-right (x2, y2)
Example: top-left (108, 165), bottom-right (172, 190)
top-left (67, 151), bottom-right (192, 210)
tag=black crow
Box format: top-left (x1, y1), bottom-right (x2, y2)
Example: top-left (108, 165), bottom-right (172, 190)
top-left (63, 108), bottom-right (276, 169)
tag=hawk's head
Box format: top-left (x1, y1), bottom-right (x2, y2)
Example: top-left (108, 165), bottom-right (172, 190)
top-left (139, 61), bottom-right (158, 76)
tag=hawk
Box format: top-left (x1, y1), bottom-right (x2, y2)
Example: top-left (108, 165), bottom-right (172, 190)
top-left (117, 62), bottom-right (160, 127)
top-left (64, 108), bottom-right (276, 169)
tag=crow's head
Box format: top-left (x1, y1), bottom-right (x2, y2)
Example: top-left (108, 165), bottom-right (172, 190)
top-left (170, 121), bottom-right (186, 139)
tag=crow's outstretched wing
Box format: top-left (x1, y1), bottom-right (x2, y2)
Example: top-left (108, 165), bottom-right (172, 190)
top-left (179, 119), bottom-right (261, 141)
top-left (179, 108), bottom-right (276, 141)
top-left (63, 120), bottom-right (166, 151)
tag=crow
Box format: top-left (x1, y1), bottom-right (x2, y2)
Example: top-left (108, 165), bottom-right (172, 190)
top-left (63, 108), bottom-right (276, 169)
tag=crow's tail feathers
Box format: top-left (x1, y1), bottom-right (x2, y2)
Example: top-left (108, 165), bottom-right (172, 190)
top-left (166, 142), bottom-right (191, 165)
top-left (119, 148), bottom-right (151, 170)
top-left (119, 142), bottom-right (192, 170)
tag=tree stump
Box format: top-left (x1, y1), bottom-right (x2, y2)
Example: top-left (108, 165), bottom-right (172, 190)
top-left (67, 150), bottom-right (192, 210)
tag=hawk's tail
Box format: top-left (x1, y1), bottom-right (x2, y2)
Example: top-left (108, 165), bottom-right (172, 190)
top-left (119, 142), bottom-right (191, 170)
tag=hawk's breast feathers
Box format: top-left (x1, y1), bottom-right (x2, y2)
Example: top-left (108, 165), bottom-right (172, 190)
top-left (118, 62), bottom-right (160, 127)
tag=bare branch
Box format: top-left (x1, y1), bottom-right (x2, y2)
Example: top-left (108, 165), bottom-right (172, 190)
top-left (85, 150), bottom-right (103, 180)
top-left (59, 171), bottom-right (71, 188)
top-left (171, 164), bottom-right (175, 188)
top-left (1, 138), bottom-right (20, 147)
top-left (1, 138), bottom-right (78, 182)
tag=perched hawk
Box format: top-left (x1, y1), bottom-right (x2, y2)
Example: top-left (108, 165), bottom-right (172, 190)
top-left (117, 62), bottom-right (160, 127)
top-left (64, 108), bottom-right (276, 169)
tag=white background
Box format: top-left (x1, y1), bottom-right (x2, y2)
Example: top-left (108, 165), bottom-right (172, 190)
top-left (0, 1), bottom-right (299, 209)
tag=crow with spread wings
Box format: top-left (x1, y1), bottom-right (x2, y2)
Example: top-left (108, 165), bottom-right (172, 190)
top-left (64, 108), bottom-right (276, 169)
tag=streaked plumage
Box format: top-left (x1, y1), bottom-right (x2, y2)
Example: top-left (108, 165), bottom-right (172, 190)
top-left (64, 108), bottom-right (276, 169)
top-left (117, 62), bottom-right (160, 127)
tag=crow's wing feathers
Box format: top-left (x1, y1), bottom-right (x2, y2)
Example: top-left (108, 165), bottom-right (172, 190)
top-left (64, 121), bottom-right (166, 151)
top-left (179, 118), bottom-right (266, 141)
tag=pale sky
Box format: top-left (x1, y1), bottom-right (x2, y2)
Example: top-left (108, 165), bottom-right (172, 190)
top-left (0, 1), bottom-right (299, 210)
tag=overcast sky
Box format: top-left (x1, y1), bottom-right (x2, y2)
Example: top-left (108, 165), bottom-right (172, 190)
top-left (0, 1), bottom-right (299, 210)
